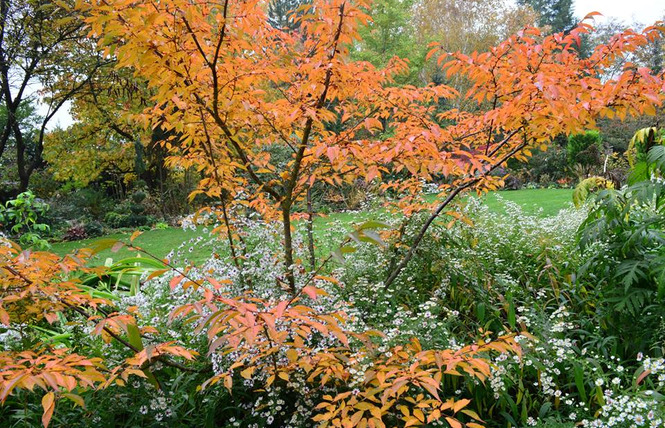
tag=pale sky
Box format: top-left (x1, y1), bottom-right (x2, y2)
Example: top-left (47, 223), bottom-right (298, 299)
top-left (574, 0), bottom-right (665, 26)
top-left (40, 0), bottom-right (665, 131)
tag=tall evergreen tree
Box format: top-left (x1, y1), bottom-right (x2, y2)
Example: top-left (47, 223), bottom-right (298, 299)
top-left (518, 0), bottom-right (574, 33)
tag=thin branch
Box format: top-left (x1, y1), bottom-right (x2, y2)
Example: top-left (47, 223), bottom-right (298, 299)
top-left (383, 140), bottom-right (529, 289)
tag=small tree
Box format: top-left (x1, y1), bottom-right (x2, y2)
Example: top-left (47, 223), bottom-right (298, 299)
top-left (567, 130), bottom-right (602, 167)
top-left (81, 0), bottom-right (665, 289)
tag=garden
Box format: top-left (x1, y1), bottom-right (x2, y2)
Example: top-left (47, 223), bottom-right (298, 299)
top-left (1, 0), bottom-right (665, 427)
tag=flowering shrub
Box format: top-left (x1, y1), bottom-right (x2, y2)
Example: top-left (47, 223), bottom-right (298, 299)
top-left (4, 193), bottom-right (665, 426)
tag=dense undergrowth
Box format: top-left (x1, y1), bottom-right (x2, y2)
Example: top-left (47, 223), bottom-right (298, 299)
top-left (2, 191), bottom-right (664, 427)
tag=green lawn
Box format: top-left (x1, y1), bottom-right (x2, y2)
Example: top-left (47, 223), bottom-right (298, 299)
top-left (51, 188), bottom-right (574, 264)
top-left (479, 188), bottom-right (574, 217)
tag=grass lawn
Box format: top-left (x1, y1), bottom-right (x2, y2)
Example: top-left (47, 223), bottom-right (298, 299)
top-left (480, 188), bottom-right (574, 217)
top-left (51, 188), bottom-right (574, 264)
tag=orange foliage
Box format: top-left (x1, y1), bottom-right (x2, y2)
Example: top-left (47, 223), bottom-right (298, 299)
top-left (79, 0), bottom-right (665, 211)
top-left (171, 279), bottom-right (521, 427)
top-left (79, 0), bottom-right (664, 291)
top-left (0, 241), bottom-right (197, 426)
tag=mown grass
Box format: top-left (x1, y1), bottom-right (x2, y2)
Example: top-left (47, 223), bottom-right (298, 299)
top-left (480, 188), bottom-right (574, 217)
top-left (51, 188), bottom-right (574, 264)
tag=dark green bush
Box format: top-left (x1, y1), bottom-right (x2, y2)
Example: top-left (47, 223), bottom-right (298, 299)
top-left (84, 220), bottom-right (105, 237)
top-left (104, 211), bottom-right (130, 228)
top-left (567, 130), bottom-right (602, 166)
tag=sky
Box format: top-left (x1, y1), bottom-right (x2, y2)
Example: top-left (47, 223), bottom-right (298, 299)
top-left (39, 0), bottom-right (665, 132)
top-left (574, 0), bottom-right (665, 26)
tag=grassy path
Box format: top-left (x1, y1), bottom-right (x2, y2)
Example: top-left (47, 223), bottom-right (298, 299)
top-left (51, 188), bottom-right (574, 264)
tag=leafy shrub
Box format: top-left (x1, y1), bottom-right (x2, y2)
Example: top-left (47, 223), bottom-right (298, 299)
top-left (47, 187), bottom-right (114, 231)
top-left (578, 178), bottom-right (665, 358)
top-left (84, 220), bottom-right (105, 237)
top-left (103, 211), bottom-right (129, 228)
top-left (0, 191), bottom-right (51, 249)
top-left (567, 130), bottom-right (602, 167)
top-left (62, 223), bottom-right (88, 241)
top-left (327, 196), bottom-right (665, 425)
top-left (508, 144), bottom-right (570, 186)
top-left (101, 190), bottom-right (156, 229)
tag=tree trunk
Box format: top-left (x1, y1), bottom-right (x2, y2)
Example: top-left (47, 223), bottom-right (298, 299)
top-left (281, 199), bottom-right (296, 293)
top-left (306, 186), bottom-right (316, 271)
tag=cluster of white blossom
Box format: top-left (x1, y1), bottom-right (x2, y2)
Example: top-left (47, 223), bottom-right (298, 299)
top-left (125, 196), bottom-right (664, 427)
top-left (582, 391), bottom-right (664, 427)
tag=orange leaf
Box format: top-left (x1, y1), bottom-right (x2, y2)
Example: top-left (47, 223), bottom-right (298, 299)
top-left (445, 417), bottom-right (462, 428)
top-left (130, 230), bottom-right (143, 243)
top-left (41, 392), bottom-right (55, 428)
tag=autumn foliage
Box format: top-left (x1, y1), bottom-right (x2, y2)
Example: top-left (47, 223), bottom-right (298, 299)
top-left (2, 0), bottom-right (665, 426)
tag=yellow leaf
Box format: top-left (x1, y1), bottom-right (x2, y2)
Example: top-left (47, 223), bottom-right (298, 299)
top-left (223, 375), bottom-right (233, 392)
top-left (63, 393), bottom-right (85, 408)
top-left (240, 367), bottom-right (255, 379)
top-left (286, 349), bottom-right (298, 362)
top-left (130, 230), bottom-right (143, 243)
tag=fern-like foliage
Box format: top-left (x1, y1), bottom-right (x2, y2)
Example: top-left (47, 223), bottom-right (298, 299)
top-left (577, 147), bottom-right (665, 358)
top-left (572, 176), bottom-right (614, 208)
top-left (627, 127), bottom-right (665, 184)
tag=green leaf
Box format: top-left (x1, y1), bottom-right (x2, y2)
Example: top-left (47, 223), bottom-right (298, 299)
top-left (574, 364), bottom-right (587, 402)
top-left (360, 229), bottom-right (386, 247)
top-left (358, 220), bottom-right (390, 230)
top-left (506, 298), bottom-right (516, 330)
top-left (647, 145), bottom-right (665, 172)
top-left (126, 323), bottom-right (144, 352)
top-left (538, 402), bottom-right (552, 419)
top-left (476, 302), bottom-right (485, 323)
top-left (90, 239), bottom-right (122, 254)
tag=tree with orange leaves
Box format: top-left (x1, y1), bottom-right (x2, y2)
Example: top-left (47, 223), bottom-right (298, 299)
top-left (80, 0), bottom-right (664, 289)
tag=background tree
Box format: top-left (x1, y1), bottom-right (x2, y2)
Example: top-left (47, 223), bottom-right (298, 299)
top-left (518, 0), bottom-right (574, 33)
top-left (268, 0), bottom-right (309, 30)
top-left (44, 68), bottom-right (155, 185)
top-left (411, 0), bottom-right (536, 105)
top-left (0, 0), bottom-right (103, 199)
top-left (0, 101), bottom-right (40, 192)
top-left (589, 17), bottom-right (665, 154)
top-left (352, 0), bottom-right (423, 84)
